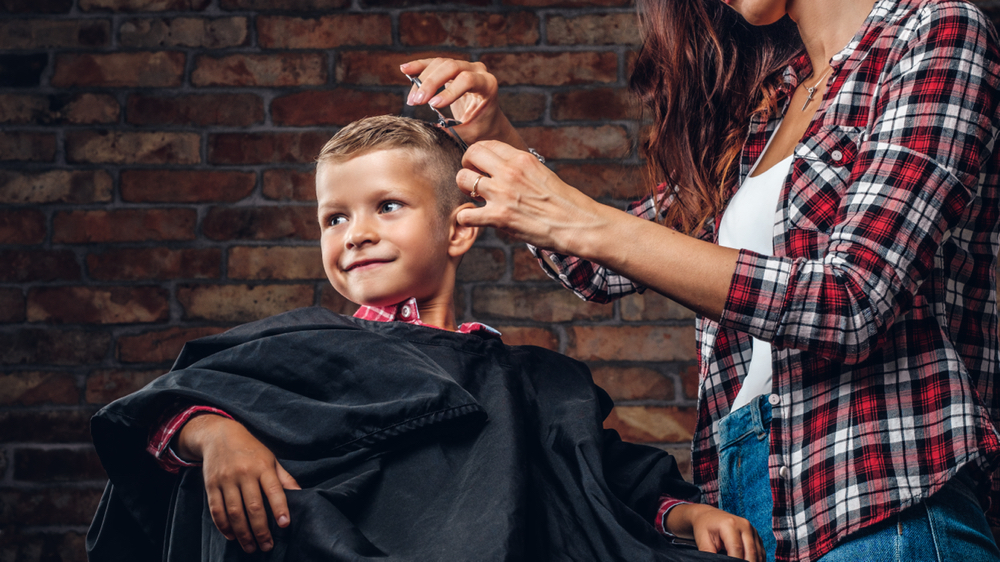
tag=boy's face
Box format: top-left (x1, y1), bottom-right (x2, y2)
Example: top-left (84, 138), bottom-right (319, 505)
top-left (316, 149), bottom-right (455, 308)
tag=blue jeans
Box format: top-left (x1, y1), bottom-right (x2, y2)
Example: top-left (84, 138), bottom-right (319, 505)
top-left (816, 467), bottom-right (1000, 562)
top-left (716, 395), bottom-right (1000, 562)
top-left (718, 395), bottom-right (776, 562)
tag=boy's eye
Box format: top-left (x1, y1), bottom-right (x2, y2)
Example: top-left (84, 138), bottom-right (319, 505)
top-left (328, 215), bottom-right (347, 226)
top-left (379, 201), bottom-right (403, 214)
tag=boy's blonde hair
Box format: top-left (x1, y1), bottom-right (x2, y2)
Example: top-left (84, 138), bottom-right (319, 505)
top-left (317, 115), bottom-right (471, 217)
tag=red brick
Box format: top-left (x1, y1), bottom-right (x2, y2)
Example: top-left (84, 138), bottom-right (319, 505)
top-left (178, 283), bottom-right (314, 322)
top-left (493, 325), bottom-right (558, 350)
top-left (591, 365), bottom-right (673, 401)
top-left (80, 0), bottom-right (209, 10)
top-left (66, 130), bottom-right (200, 164)
top-left (117, 326), bottom-right (227, 364)
top-left (604, 406), bottom-right (697, 443)
top-left (512, 247), bottom-right (550, 281)
top-left (500, 91), bottom-right (545, 123)
top-left (546, 13), bottom-right (640, 46)
top-left (552, 87), bottom-right (635, 121)
top-left (472, 286), bottom-right (611, 322)
top-left (0, 329), bottom-right (110, 365)
top-left (480, 52), bottom-right (617, 86)
top-left (204, 206), bottom-right (318, 241)
top-left (620, 292), bottom-right (696, 321)
top-left (0, 531), bottom-right (86, 562)
top-left (118, 326), bottom-right (228, 365)
top-left (0, 289), bottom-right (25, 322)
top-left (52, 52), bottom-right (184, 87)
top-left (679, 364), bottom-right (700, 401)
top-left (121, 170), bottom-right (255, 202)
top-left (120, 16), bottom-right (247, 48)
top-left (320, 284), bottom-right (359, 315)
top-left (209, 132), bottom-right (329, 165)
top-left (400, 11), bottom-right (539, 47)
top-left (272, 89), bottom-right (401, 126)
top-left (0, 0), bottom-right (72, 12)
top-left (566, 325), bottom-right (696, 361)
top-left (366, 0), bottom-right (488, 6)
top-left (0, 409), bottom-right (97, 442)
top-left (0, 19), bottom-right (109, 49)
top-left (0, 250), bottom-right (80, 282)
top-left (551, 162), bottom-right (646, 200)
top-left (28, 286), bottom-right (170, 324)
top-left (85, 368), bottom-right (163, 403)
top-left (0, 169), bottom-right (113, 204)
top-left (258, 14), bottom-right (391, 48)
top-left (14, 447), bottom-right (106, 482)
top-left (192, 53), bottom-right (325, 87)
top-left (127, 93), bottom-right (262, 126)
top-left (0, 488), bottom-right (103, 526)
top-left (456, 247), bottom-right (506, 282)
top-left (0, 132), bottom-right (55, 162)
top-left (520, 125), bottom-right (629, 159)
top-left (0, 372), bottom-right (79, 405)
top-left (0, 209), bottom-right (45, 244)
top-left (60, 92), bottom-right (120, 123)
top-left (263, 169), bottom-right (316, 201)
top-left (337, 50), bottom-right (469, 85)
top-left (53, 209), bottom-right (197, 243)
top-left (504, 0), bottom-right (630, 5)
top-left (228, 246), bottom-right (324, 280)
top-left (88, 247), bottom-right (221, 280)
top-left (220, 0), bottom-right (346, 8)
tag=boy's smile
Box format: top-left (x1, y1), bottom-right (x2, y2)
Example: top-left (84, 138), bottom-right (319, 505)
top-left (316, 149), bottom-right (456, 310)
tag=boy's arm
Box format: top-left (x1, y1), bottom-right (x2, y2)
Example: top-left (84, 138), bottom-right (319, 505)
top-left (662, 502), bottom-right (764, 562)
top-left (147, 405), bottom-right (233, 472)
top-left (148, 408), bottom-right (300, 554)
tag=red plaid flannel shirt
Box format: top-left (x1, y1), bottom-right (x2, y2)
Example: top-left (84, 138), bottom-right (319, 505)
top-left (147, 298), bottom-right (501, 473)
top-left (534, 1), bottom-right (1000, 560)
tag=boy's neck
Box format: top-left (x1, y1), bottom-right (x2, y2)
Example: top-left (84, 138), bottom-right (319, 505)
top-left (413, 294), bottom-right (457, 331)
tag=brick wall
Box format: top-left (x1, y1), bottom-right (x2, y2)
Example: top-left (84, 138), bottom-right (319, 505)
top-left (3, 0), bottom-right (1000, 560)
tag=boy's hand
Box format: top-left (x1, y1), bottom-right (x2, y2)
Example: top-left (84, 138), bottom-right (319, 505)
top-left (665, 503), bottom-right (765, 562)
top-left (177, 414), bottom-right (301, 553)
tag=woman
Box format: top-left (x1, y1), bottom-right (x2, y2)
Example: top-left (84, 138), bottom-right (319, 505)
top-left (402, 0), bottom-right (1000, 560)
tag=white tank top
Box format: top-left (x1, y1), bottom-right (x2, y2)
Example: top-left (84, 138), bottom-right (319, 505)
top-left (718, 147), bottom-right (793, 413)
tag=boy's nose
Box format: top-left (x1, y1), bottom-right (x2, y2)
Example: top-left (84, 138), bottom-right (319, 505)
top-left (345, 218), bottom-right (379, 249)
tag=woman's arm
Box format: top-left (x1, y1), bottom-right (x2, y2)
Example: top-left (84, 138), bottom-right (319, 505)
top-left (454, 3), bottom-right (1000, 363)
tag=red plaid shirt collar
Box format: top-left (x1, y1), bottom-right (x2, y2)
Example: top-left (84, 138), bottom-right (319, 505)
top-left (353, 297), bottom-right (501, 338)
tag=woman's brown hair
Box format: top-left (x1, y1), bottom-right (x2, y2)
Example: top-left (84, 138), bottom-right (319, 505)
top-left (631, 0), bottom-right (802, 235)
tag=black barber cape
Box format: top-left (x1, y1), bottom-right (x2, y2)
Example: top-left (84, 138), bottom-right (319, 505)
top-left (88, 307), bottom-right (734, 562)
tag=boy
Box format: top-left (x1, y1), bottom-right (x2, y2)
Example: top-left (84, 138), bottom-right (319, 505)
top-left (87, 116), bottom-right (760, 562)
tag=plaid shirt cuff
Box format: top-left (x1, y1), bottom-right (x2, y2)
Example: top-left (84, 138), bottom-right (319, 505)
top-left (146, 405), bottom-right (233, 474)
top-left (654, 495), bottom-right (692, 537)
top-left (719, 249), bottom-right (792, 342)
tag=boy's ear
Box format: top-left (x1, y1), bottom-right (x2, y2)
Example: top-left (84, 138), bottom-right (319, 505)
top-left (447, 202), bottom-right (480, 259)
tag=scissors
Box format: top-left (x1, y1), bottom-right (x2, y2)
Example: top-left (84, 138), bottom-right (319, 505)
top-left (406, 74), bottom-right (469, 151)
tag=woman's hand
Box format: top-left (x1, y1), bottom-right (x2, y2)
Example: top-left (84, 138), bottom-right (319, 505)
top-left (400, 58), bottom-right (526, 149)
top-left (665, 503), bottom-right (765, 562)
top-left (455, 140), bottom-right (609, 256)
top-left (177, 414), bottom-right (301, 554)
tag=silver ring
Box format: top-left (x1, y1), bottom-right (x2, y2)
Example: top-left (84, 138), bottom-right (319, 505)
top-left (471, 175), bottom-right (483, 199)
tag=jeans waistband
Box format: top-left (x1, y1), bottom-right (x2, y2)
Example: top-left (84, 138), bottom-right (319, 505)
top-left (718, 394), bottom-right (773, 449)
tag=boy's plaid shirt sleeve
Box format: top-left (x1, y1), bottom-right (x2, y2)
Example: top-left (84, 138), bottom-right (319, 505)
top-left (532, 2), bottom-right (1000, 560)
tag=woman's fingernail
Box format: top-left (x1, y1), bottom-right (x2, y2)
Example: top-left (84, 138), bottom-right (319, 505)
top-left (427, 96), bottom-right (441, 107)
top-left (399, 64), bottom-right (408, 72)
top-left (278, 515), bottom-right (289, 526)
top-left (411, 91), bottom-right (426, 105)
top-left (262, 542), bottom-right (273, 551)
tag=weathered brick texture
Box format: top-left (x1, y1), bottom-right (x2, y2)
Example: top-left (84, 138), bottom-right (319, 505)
top-left (17, 1), bottom-right (996, 557)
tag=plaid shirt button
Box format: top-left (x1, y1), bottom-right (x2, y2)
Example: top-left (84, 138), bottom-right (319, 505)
top-left (779, 466), bottom-right (790, 479)
top-left (768, 394), bottom-right (781, 406)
